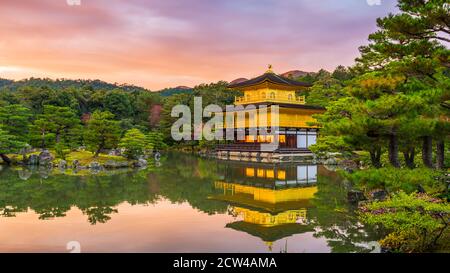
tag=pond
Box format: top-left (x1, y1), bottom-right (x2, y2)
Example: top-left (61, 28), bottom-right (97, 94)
top-left (0, 153), bottom-right (383, 253)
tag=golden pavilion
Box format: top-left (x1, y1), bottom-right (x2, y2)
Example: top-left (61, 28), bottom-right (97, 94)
top-left (217, 66), bottom-right (325, 163)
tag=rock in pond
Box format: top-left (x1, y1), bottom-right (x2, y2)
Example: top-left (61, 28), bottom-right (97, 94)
top-left (134, 158), bottom-right (148, 168)
top-left (18, 169), bottom-right (32, 180)
top-left (108, 149), bottom-right (121, 156)
top-left (58, 160), bottom-right (67, 169)
top-left (369, 189), bottom-right (388, 201)
top-left (27, 154), bottom-right (39, 166)
top-left (88, 161), bottom-right (102, 170)
top-left (38, 150), bottom-right (54, 166)
top-left (71, 159), bottom-right (79, 169)
top-left (38, 167), bottom-right (51, 179)
top-left (347, 190), bottom-right (367, 204)
top-left (323, 157), bottom-right (338, 165)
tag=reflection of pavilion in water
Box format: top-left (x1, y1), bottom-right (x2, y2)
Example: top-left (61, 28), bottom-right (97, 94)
top-left (211, 162), bottom-right (320, 250)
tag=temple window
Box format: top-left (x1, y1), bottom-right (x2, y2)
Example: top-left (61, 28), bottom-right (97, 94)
top-left (257, 135), bottom-right (266, 143)
top-left (288, 94), bottom-right (293, 101)
top-left (245, 168), bottom-right (255, 177)
top-left (270, 92), bottom-right (275, 99)
top-left (245, 135), bottom-right (255, 142)
top-left (277, 170), bottom-right (286, 180)
top-left (257, 169), bottom-right (265, 178)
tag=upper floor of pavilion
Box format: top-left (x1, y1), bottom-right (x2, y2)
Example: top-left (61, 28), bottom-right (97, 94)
top-left (228, 65), bottom-right (312, 106)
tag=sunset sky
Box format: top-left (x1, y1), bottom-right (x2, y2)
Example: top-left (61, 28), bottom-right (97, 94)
top-left (0, 0), bottom-right (398, 90)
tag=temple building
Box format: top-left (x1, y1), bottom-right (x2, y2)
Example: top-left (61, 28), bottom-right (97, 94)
top-left (217, 66), bottom-right (325, 163)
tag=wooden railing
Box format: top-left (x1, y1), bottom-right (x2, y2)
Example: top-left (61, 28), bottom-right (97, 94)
top-left (215, 144), bottom-right (311, 153)
top-left (235, 94), bottom-right (306, 105)
top-left (216, 143), bottom-right (263, 151)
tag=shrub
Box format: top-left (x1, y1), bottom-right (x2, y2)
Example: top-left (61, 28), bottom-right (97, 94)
top-left (343, 167), bottom-right (446, 194)
top-left (360, 192), bottom-right (450, 252)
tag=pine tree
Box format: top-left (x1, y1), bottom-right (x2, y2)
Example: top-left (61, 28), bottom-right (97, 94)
top-left (119, 129), bottom-right (148, 159)
top-left (0, 129), bottom-right (27, 165)
top-left (84, 111), bottom-right (121, 157)
top-left (351, 0), bottom-right (449, 168)
top-left (0, 104), bottom-right (32, 143)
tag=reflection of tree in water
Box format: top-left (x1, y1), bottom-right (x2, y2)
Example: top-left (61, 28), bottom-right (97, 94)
top-left (36, 207), bottom-right (70, 220)
top-left (0, 153), bottom-right (228, 224)
top-left (0, 168), bottom-right (158, 224)
top-left (0, 206), bottom-right (23, 217)
top-left (151, 153), bottom-right (229, 215)
top-left (306, 170), bottom-right (383, 253)
top-left (82, 206), bottom-right (119, 225)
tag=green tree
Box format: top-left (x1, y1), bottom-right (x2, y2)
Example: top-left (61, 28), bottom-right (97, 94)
top-left (360, 192), bottom-right (450, 252)
top-left (354, 0), bottom-right (449, 168)
top-left (313, 0), bottom-right (449, 169)
top-left (104, 90), bottom-right (133, 120)
top-left (332, 65), bottom-right (354, 82)
top-left (119, 128), bottom-right (148, 159)
top-left (54, 142), bottom-right (70, 160)
top-left (0, 104), bottom-right (32, 143)
top-left (32, 105), bottom-right (81, 145)
top-left (311, 95), bottom-right (386, 168)
top-left (146, 132), bottom-right (167, 151)
top-left (306, 75), bottom-right (347, 107)
top-left (0, 129), bottom-right (27, 165)
top-left (29, 118), bottom-right (56, 149)
top-left (84, 111), bottom-right (121, 157)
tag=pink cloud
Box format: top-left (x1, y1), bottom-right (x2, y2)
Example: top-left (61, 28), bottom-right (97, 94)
top-left (0, 0), bottom-right (398, 90)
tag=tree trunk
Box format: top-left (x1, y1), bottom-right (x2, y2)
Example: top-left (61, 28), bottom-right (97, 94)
top-left (436, 140), bottom-right (445, 170)
top-left (41, 131), bottom-right (46, 148)
top-left (422, 136), bottom-right (433, 168)
top-left (55, 130), bottom-right (61, 144)
top-left (403, 147), bottom-right (415, 169)
top-left (94, 140), bottom-right (105, 158)
top-left (0, 154), bottom-right (11, 165)
top-left (94, 148), bottom-right (101, 158)
top-left (388, 134), bottom-right (400, 168)
top-left (370, 147), bottom-right (382, 168)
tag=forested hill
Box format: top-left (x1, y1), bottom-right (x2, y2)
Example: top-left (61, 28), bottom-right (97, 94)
top-left (0, 78), bottom-right (14, 88)
top-left (0, 78), bottom-right (149, 93)
top-left (157, 86), bottom-right (193, 97)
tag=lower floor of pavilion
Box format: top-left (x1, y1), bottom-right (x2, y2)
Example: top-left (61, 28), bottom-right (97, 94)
top-left (216, 127), bottom-right (318, 153)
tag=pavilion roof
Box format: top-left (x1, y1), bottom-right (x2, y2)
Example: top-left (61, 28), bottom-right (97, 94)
top-left (228, 71), bottom-right (312, 90)
top-left (226, 221), bottom-right (314, 242)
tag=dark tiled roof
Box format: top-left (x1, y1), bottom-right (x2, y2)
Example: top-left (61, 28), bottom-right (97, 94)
top-left (228, 72), bottom-right (312, 89)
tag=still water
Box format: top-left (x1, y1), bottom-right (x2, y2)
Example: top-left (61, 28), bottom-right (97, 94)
top-left (0, 153), bottom-right (382, 253)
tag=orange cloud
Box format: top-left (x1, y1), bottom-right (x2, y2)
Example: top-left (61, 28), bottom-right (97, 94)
top-left (0, 0), bottom-right (398, 90)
